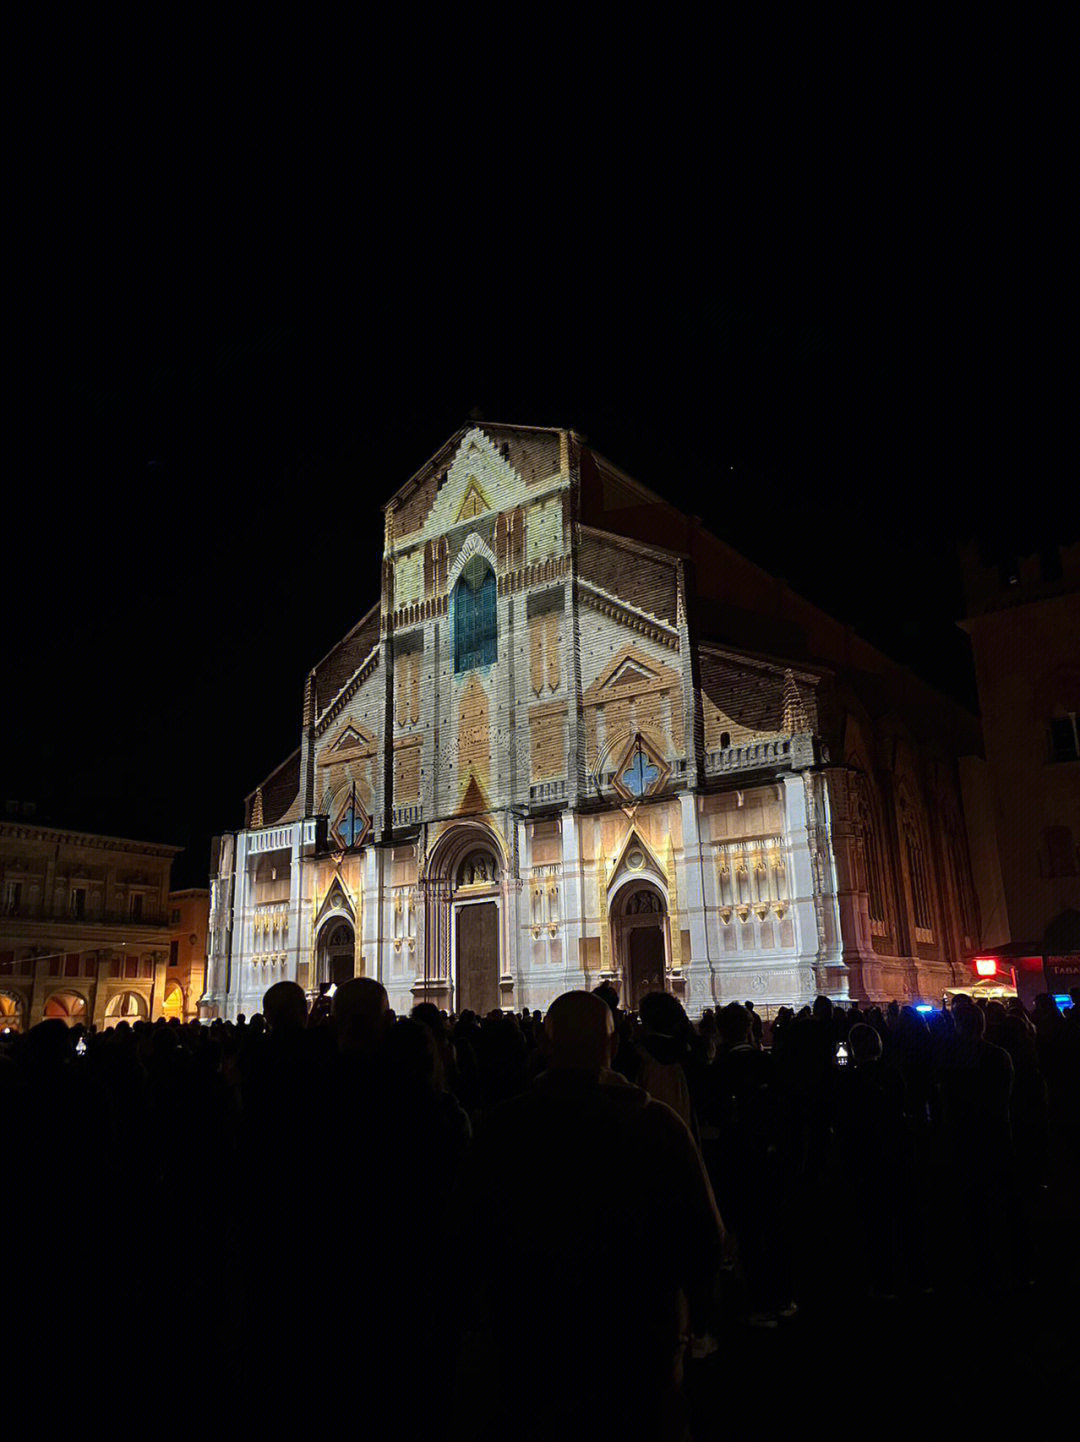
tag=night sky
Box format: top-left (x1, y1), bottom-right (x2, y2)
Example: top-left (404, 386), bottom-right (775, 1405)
top-left (7, 107), bottom-right (1074, 888)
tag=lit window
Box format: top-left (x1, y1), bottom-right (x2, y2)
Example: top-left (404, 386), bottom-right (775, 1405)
top-left (453, 556), bottom-right (497, 673)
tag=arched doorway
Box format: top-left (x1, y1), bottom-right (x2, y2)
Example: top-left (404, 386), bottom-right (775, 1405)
top-left (104, 991), bottom-right (148, 1026)
top-left (162, 982), bottom-right (184, 1022)
top-left (421, 823), bottom-right (507, 1016)
top-left (453, 846), bottom-right (501, 1016)
top-left (317, 919), bottom-right (356, 989)
top-left (44, 991), bottom-right (88, 1025)
top-left (613, 882), bottom-right (669, 1011)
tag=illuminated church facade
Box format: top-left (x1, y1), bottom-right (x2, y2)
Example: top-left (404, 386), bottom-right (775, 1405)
top-left (204, 424), bottom-right (995, 1019)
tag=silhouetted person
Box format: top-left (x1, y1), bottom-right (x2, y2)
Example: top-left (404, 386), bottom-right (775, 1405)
top-left (453, 990), bottom-right (727, 1441)
top-left (706, 1001), bottom-right (793, 1321)
top-left (625, 990), bottom-right (700, 1138)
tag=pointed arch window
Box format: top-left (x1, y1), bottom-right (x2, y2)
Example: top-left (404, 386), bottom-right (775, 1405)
top-left (454, 555), bottom-right (497, 673)
top-left (904, 820), bottom-right (933, 933)
top-left (858, 795), bottom-right (889, 928)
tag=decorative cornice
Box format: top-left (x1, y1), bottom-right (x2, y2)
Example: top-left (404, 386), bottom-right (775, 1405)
top-left (315, 646), bottom-right (380, 734)
top-left (0, 824), bottom-right (181, 857)
top-left (577, 580), bottom-right (680, 650)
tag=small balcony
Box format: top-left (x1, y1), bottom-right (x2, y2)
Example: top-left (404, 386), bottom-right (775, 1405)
top-left (529, 780), bottom-right (567, 804)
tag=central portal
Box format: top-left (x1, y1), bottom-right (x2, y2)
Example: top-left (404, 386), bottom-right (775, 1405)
top-left (613, 882), bottom-right (670, 1011)
top-left (456, 901), bottom-right (499, 1016)
top-left (627, 925), bottom-right (666, 1009)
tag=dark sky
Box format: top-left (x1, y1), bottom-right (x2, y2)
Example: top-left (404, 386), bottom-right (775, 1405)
top-left (7, 86), bottom-right (1075, 888)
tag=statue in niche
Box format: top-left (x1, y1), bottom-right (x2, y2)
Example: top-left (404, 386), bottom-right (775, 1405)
top-left (459, 851), bottom-right (497, 888)
top-left (627, 890), bottom-right (661, 915)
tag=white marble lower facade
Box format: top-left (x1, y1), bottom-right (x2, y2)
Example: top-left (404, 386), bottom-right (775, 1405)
top-left (204, 771), bottom-right (964, 1022)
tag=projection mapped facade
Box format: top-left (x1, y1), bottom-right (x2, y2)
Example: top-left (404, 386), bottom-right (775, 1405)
top-left (204, 424), bottom-right (994, 1017)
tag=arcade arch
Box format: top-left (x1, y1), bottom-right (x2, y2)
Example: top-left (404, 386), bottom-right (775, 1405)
top-left (104, 991), bottom-right (148, 1025)
top-left (1, 990), bottom-right (24, 1032)
top-left (162, 982), bottom-right (184, 1022)
top-left (44, 991), bottom-right (88, 1024)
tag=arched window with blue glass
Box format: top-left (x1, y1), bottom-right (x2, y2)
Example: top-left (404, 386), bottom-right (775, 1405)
top-left (453, 555), bottom-right (497, 672)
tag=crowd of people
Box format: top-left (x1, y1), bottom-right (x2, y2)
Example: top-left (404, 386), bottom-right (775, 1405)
top-left (3, 982), bottom-right (1077, 1439)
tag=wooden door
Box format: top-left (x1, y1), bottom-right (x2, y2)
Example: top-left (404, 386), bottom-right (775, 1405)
top-left (456, 902), bottom-right (499, 1015)
top-left (627, 926), bottom-right (665, 1010)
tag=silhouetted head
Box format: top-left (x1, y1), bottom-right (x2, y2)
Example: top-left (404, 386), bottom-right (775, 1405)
top-left (333, 977), bottom-right (389, 1055)
top-left (717, 1001), bottom-right (752, 1048)
top-left (848, 1023), bottom-right (883, 1063)
top-left (263, 981), bottom-right (309, 1034)
top-left (545, 991), bottom-right (615, 1070)
top-left (812, 996), bottom-right (834, 1022)
top-left (953, 1000), bottom-right (986, 1040)
top-left (638, 990), bottom-right (686, 1037)
top-left (411, 1002), bottom-right (447, 1040)
top-left (383, 1017), bottom-right (439, 1089)
top-left (591, 982), bottom-right (620, 1015)
top-left (26, 1018), bottom-right (73, 1070)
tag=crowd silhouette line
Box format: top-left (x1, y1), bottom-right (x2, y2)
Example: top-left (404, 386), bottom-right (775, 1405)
top-left (3, 980), bottom-right (1077, 1440)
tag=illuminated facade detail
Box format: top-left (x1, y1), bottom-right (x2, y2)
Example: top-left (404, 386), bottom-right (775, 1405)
top-left (453, 555), bottom-right (498, 673)
top-left (205, 424), bottom-right (1000, 1019)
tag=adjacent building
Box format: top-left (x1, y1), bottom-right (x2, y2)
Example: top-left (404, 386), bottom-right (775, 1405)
top-left (961, 540), bottom-right (1080, 958)
top-left (205, 423), bottom-right (1001, 1020)
top-left (159, 888), bottom-right (210, 1022)
top-left (0, 807), bottom-right (184, 1031)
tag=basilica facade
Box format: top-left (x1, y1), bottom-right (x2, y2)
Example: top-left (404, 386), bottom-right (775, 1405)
top-left (204, 424), bottom-right (995, 1020)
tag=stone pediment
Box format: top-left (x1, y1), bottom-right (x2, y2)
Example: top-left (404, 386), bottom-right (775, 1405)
top-left (319, 718), bottom-right (378, 764)
top-left (314, 874), bottom-right (356, 928)
top-left (584, 644), bottom-right (680, 701)
top-left (606, 824), bottom-right (668, 892)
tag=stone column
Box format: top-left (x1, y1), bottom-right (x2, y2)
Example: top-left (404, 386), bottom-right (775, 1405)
top-left (560, 810), bottom-right (587, 993)
top-left (679, 792), bottom-right (718, 1007)
top-left (362, 845), bottom-right (382, 981)
top-left (781, 772), bottom-right (840, 998)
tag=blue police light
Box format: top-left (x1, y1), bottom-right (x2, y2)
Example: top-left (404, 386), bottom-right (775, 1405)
top-left (1052, 994), bottom-right (1073, 1010)
top-left (915, 1004), bottom-right (935, 1014)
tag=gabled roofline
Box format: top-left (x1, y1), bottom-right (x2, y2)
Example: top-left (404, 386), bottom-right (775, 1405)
top-left (382, 422), bottom-right (572, 514)
top-left (697, 640), bottom-right (827, 686)
top-left (577, 522), bottom-right (689, 564)
top-left (586, 448), bottom-right (670, 509)
top-left (244, 747), bottom-right (301, 805)
top-left (308, 602), bottom-right (380, 679)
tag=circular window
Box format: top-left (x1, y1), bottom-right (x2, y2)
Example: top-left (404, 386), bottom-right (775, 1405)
top-left (627, 848), bottom-right (645, 871)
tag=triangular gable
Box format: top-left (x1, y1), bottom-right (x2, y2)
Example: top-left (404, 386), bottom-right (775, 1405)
top-left (456, 773), bottom-right (489, 817)
top-left (314, 872), bottom-right (356, 929)
top-left (607, 824), bottom-right (668, 890)
top-left (455, 476), bottom-right (491, 523)
top-left (584, 643), bottom-right (680, 700)
top-left (397, 427), bottom-right (562, 549)
top-left (319, 717), bottom-right (377, 762)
